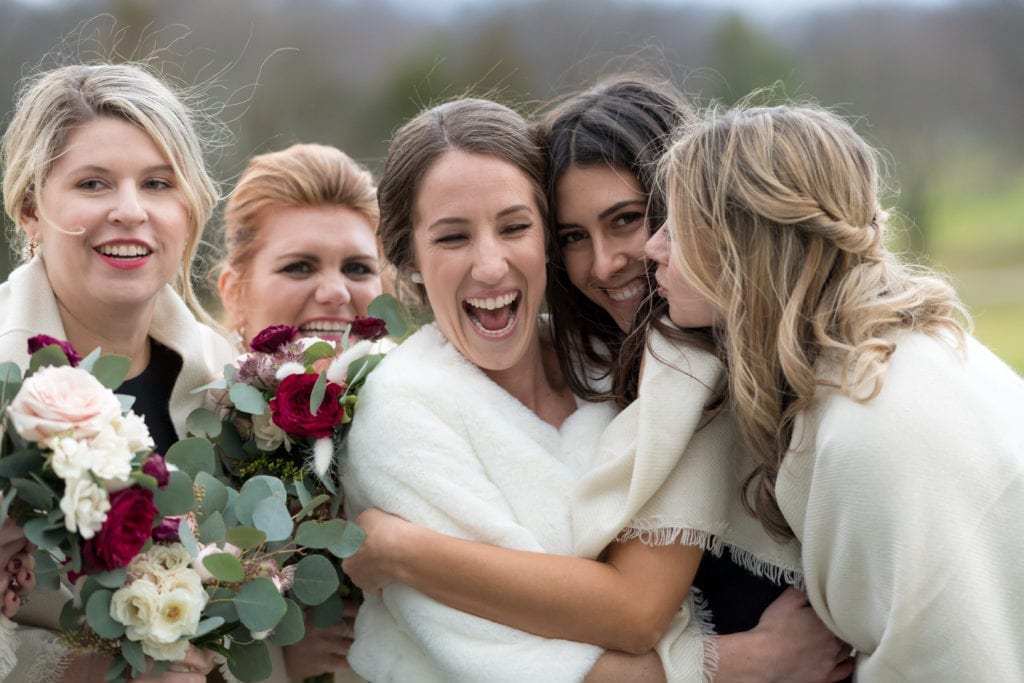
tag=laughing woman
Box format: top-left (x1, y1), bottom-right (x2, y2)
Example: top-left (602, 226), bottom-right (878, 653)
top-left (216, 142), bottom-right (379, 683)
top-left (0, 62), bottom-right (232, 682)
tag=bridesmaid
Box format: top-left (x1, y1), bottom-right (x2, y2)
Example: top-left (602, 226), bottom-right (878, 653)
top-left (0, 62), bottom-right (233, 681)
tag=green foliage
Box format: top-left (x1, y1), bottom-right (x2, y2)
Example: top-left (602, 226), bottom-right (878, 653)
top-left (90, 355), bottom-right (132, 390)
top-left (235, 577), bottom-right (287, 631)
top-left (291, 554), bottom-right (340, 606)
top-left (186, 408), bottom-right (223, 439)
top-left (166, 438), bottom-right (216, 478)
top-left (267, 599), bottom-right (306, 647)
top-left (86, 590), bottom-right (125, 639)
top-left (203, 551), bottom-right (245, 583)
top-left (226, 638), bottom-right (272, 682)
top-left (153, 470), bottom-right (195, 516)
top-left (368, 293), bottom-right (414, 341)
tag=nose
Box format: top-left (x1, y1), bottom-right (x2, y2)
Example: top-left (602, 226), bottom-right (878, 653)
top-left (591, 234), bottom-right (629, 282)
top-left (645, 225), bottom-right (669, 265)
top-left (471, 236), bottom-right (510, 284)
top-left (109, 185), bottom-right (148, 226)
top-left (315, 272), bottom-right (353, 307)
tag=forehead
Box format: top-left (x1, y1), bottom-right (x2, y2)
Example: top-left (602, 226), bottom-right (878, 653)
top-left (51, 117), bottom-right (169, 172)
top-left (414, 149), bottom-right (539, 221)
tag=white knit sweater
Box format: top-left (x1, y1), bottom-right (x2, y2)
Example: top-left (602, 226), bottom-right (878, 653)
top-left (777, 331), bottom-right (1024, 681)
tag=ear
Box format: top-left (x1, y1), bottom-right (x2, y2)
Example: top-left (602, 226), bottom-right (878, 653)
top-left (218, 267), bottom-right (244, 330)
top-left (20, 201), bottom-right (39, 236)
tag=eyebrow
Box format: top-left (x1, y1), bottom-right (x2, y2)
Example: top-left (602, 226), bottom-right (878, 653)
top-left (557, 198), bottom-right (646, 229)
top-left (70, 164), bottom-right (176, 176)
top-left (427, 204), bottom-right (534, 230)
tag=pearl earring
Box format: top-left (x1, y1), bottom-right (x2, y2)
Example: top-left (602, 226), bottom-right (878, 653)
top-left (410, 272), bottom-right (424, 284)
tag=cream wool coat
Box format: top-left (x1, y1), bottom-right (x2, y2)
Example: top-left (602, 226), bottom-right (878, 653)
top-left (343, 323), bottom-right (617, 683)
top-left (777, 331), bottom-right (1024, 681)
top-left (0, 256), bottom-right (233, 682)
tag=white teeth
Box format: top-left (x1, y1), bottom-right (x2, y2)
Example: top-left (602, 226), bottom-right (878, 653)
top-left (469, 310), bottom-right (517, 337)
top-left (300, 322), bottom-right (347, 334)
top-left (98, 243), bottom-right (150, 258)
top-left (465, 292), bottom-right (517, 310)
top-left (607, 282), bottom-right (645, 302)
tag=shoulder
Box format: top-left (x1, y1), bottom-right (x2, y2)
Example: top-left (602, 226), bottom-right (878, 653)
top-left (363, 323), bottom-right (470, 395)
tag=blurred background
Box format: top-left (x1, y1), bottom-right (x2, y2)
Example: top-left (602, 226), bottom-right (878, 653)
top-left (2, 0), bottom-right (1022, 370)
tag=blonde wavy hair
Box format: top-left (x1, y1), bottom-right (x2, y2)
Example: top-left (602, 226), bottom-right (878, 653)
top-left (660, 103), bottom-right (967, 539)
top-left (2, 63), bottom-right (220, 326)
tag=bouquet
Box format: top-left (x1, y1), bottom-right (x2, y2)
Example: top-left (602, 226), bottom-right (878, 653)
top-left (178, 294), bottom-right (413, 680)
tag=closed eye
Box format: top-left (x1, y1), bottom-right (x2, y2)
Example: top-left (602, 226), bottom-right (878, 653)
top-left (502, 223), bottom-right (531, 236)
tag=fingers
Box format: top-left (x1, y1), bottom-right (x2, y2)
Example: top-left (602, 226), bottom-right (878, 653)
top-left (2, 587), bottom-right (20, 617)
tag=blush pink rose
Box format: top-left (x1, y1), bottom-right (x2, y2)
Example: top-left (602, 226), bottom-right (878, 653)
top-left (7, 366), bottom-right (122, 443)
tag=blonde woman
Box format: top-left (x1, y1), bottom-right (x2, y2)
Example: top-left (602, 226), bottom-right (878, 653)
top-left (648, 103), bottom-right (1024, 680)
top-left (216, 143), bottom-right (379, 682)
top-left (0, 62), bottom-right (232, 682)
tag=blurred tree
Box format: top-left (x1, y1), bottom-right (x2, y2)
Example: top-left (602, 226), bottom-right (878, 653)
top-left (707, 13), bottom-right (795, 103)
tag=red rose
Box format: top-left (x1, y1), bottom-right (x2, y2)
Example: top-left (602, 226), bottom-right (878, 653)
top-left (82, 487), bottom-right (158, 572)
top-left (250, 325), bottom-right (299, 353)
top-left (27, 334), bottom-right (81, 366)
top-left (152, 516), bottom-right (181, 543)
top-left (270, 373), bottom-right (343, 438)
top-left (350, 316), bottom-right (388, 341)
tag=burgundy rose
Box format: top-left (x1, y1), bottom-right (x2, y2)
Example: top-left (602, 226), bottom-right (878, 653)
top-left (270, 373), bottom-right (343, 438)
top-left (82, 487), bottom-right (158, 572)
top-left (250, 325), bottom-right (299, 353)
top-left (152, 516), bottom-right (182, 543)
top-left (27, 334), bottom-right (81, 366)
top-left (350, 316), bottom-right (388, 341)
top-left (142, 453), bottom-right (170, 488)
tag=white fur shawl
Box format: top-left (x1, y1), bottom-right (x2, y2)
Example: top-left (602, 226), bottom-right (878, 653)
top-left (343, 324), bottom-right (616, 682)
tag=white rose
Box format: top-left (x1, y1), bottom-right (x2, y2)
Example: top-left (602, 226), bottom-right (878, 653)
top-left (131, 544), bottom-right (192, 582)
top-left (147, 586), bottom-right (207, 647)
top-left (86, 426), bottom-right (134, 490)
top-left (111, 579), bottom-right (160, 639)
top-left (251, 411), bottom-right (287, 451)
top-left (60, 477), bottom-right (110, 539)
top-left (112, 411), bottom-right (155, 453)
top-left (7, 365), bottom-right (122, 442)
top-left (140, 636), bottom-right (191, 662)
top-left (274, 361), bottom-right (307, 381)
top-left (47, 436), bottom-right (92, 480)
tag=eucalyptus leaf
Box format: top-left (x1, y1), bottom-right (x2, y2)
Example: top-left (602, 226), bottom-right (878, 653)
top-left (0, 361), bottom-right (23, 384)
top-left (203, 587), bottom-right (238, 623)
top-left (229, 382), bottom-right (268, 416)
top-left (121, 638), bottom-right (147, 677)
top-left (226, 639), bottom-right (272, 682)
top-left (234, 478), bottom-right (273, 527)
top-left (186, 408), bottom-right (223, 439)
top-left (11, 477), bottom-right (54, 509)
top-left (198, 511), bottom-right (227, 544)
top-left (23, 518), bottom-right (65, 550)
top-left (195, 471), bottom-right (229, 517)
top-left (328, 520), bottom-right (366, 559)
top-left (252, 496), bottom-right (293, 542)
top-left (367, 293), bottom-right (410, 340)
top-left (32, 549), bottom-right (62, 592)
top-left (28, 345), bottom-right (69, 373)
top-left (309, 371), bottom-right (327, 416)
top-left (293, 493), bottom-right (331, 521)
top-left (0, 449), bottom-right (45, 479)
top-left (103, 656), bottom-right (127, 682)
top-left (116, 393), bottom-right (136, 412)
top-left (291, 554), bottom-right (340, 606)
top-left (59, 598), bottom-right (81, 633)
top-left (194, 616), bottom-right (226, 639)
top-left (203, 552), bottom-right (245, 583)
top-left (178, 517), bottom-right (198, 556)
top-left (267, 599), bottom-right (305, 647)
top-left (166, 437), bottom-right (215, 478)
top-left (77, 347), bottom-right (101, 372)
top-left (85, 590), bottom-right (125, 638)
top-left (189, 378), bottom-right (228, 395)
top-left (293, 478), bottom-right (312, 509)
top-left (91, 355), bottom-right (132, 389)
top-left (294, 519), bottom-right (345, 550)
top-left (311, 592), bottom-right (343, 628)
top-left (90, 568), bottom-right (128, 589)
top-left (153, 470), bottom-right (195, 516)
top-left (235, 577), bottom-right (287, 631)
top-left (224, 525), bottom-right (266, 550)
top-left (302, 341), bottom-right (337, 365)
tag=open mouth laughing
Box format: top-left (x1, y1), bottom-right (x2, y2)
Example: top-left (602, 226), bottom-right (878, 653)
top-left (463, 291), bottom-right (520, 336)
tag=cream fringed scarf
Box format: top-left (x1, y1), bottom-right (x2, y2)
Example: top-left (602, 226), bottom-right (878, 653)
top-left (572, 326), bottom-right (802, 682)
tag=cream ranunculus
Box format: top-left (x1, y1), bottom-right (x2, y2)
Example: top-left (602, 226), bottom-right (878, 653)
top-left (85, 425), bottom-right (134, 490)
top-left (7, 365), bottom-right (122, 443)
top-left (251, 411), bottom-right (288, 452)
top-left (60, 477), bottom-right (110, 539)
top-left (146, 586), bottom-right (207, 652)
top-left (130, 543), bottom-right (193, 583)
top-left (112, 411), bottom-right (155, 453)
top-left (110, 578), bottom-right (161, 640)
top-left (140, 635), bottom-right (191, 662)
top-left (47, 436), bottom-right (92, 481)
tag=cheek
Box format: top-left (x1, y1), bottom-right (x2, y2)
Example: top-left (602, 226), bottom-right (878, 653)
top-left (561, 250), bottom-right (590, 290)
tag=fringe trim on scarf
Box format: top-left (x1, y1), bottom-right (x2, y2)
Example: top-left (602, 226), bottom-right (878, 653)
top-left (0, 615), bottom-right (17, 681)
top-left (15, 627), bottom-right (73, 683)
top-left (617, 524), bottom-right (804, 587)
top-left (691, 588), bottom-right (719, 683)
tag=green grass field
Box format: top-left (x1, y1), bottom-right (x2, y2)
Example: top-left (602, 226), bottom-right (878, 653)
top-left (903, 167), bottom-right (1024, 373)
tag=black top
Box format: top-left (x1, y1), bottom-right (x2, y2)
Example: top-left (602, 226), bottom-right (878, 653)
top-left (117, 339), bottom-right (182, 455)
top-left (692, 550), bottom-right (787, 634)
